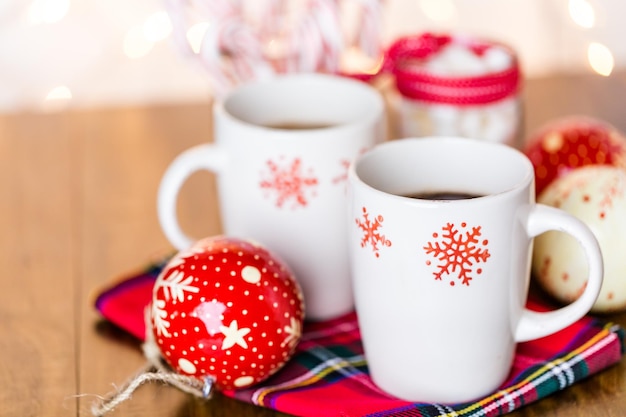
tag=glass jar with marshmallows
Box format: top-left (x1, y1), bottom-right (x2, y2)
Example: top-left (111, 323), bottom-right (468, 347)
top-left (388, 33), bottom-right (522, 147)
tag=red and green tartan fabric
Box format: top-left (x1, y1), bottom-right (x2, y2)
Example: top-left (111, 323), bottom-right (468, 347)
top-left (95, 260), bottom-right (625, 417)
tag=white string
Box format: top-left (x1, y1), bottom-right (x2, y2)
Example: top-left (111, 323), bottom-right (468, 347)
top-left (90, 365), bottom-right (208, 417)
top-left (90, 312), bottom-right (214, 416)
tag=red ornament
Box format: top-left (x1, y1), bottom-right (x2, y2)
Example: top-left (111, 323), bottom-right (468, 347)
top-left (149, 236), bottom-right (305, 391)
top-left (523, 116), bottom-right (626, 196)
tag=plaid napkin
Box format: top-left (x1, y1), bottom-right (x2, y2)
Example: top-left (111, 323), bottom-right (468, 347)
top-left (95, 259), bottom-right (625, 417)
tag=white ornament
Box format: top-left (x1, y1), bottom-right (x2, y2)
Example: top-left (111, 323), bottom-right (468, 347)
top-left (534, 165), bottom-right (626, 313)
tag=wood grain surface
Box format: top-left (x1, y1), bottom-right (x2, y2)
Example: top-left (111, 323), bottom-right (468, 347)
top-left (1, 71), bottom-right (626, 416)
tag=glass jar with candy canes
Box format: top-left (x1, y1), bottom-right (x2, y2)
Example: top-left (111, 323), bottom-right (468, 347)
top-left (386, 33), bottom-right (523, 147)
top-left (165, 0), bottom-right (385, 100)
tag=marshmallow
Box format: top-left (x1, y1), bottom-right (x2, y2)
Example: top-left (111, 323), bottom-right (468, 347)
top-left (483, 46), bottom-right (514, 72)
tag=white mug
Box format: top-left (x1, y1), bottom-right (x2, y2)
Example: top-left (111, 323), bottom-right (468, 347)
top-left (347, 137), bottom-right (603, 403)
top-left (158, 73), bottom-right (385, 321)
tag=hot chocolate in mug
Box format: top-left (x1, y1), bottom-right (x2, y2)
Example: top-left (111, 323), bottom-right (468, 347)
top-left (347, 137), bottom-right (603, 403)
top-left (158, 73), bottom-right (385, 321)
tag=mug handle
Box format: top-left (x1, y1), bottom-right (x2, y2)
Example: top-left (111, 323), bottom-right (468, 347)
top-left (515, 204), bottom-right (604, 342)
top-left (157, 144), bottom-right (227, 250)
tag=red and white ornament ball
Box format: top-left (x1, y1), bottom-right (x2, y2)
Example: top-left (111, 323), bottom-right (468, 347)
top-left (149, 236), bottom-right (305, 391)
top-left (532, 165), bottom-right (626, 313)
top-left (524, 116), bottom-right (626, 196)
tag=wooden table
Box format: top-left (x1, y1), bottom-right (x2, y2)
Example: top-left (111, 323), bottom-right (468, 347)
top-left (2, 72), bottom-right (626, 416)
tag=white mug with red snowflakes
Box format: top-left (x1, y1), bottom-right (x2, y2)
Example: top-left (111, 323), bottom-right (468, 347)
top-left (158, 73), bottom-right (385, 321)
top-left (347, 137), bottom-right (603, 403)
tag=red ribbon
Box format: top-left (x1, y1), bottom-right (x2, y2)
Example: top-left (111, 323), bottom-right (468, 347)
top-left (343, 33), bottom-right (521, 106)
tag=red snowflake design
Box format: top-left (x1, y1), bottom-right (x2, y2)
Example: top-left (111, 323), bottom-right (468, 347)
top-left (332, 158), bottom-right (352, 185)
top-left (423, 222), bottom-right (491, 286)
top-left (259, 157), bottom-right (318, 209)
top-left (332, 148), bottom-right (370, 185)
top-left (355, 206), bottom-right (392, 258)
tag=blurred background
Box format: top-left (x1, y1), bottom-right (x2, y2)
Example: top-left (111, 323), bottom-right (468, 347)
top-left (0, 0), bottom-right (623, 113)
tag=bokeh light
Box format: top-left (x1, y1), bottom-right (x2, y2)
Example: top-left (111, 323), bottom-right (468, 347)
top-left (587, 42), bottom-right (614, 76)
top-left (418, 0), bottom-right (457, 23)
top-left (568, 0), bottom-right (595, 29)
top-left (28, 0), bottom-right (70, 25)
top-left (143, 11), bottom-right (172, 42)
top-left (123, 25), bottom-right (154, 59)
top-left (42, 85), bottom-right (72, 112)
top-left (186, 22), bottom-right (210, 54)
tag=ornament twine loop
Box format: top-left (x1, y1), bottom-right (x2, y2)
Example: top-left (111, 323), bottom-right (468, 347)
top-left (90, 314), bottom-right (215, 416)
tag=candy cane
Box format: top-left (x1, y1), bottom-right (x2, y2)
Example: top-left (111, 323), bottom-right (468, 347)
top-left (288, 0), bottom-right (343, 73)
top-left (287, 4), bottom-right (322, 72)
top-left (304, 17), bottom-right (324, 72)
top-left (354, 0), bottom-right (384, 59)
top-left (259, 0), bottom-right (287, 40)
top-left (164, 0), bottom-right (195, 56)
top-left (190, 0), bottom-right (236, 19)
top-left (197, 16), bottom-right (235, 98)
top-left (222, 16), bottom-right (274, 82)
top-left (198, 11), bottom-right (274, 97)
top-left (165, 0), bottom-right (237, 95)
top-left (313, 0), bottom-right (343, 72)
top-left (196, 0), bottom-right (265, 84)
top-left (166, 0), bottom-right (273, 98)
